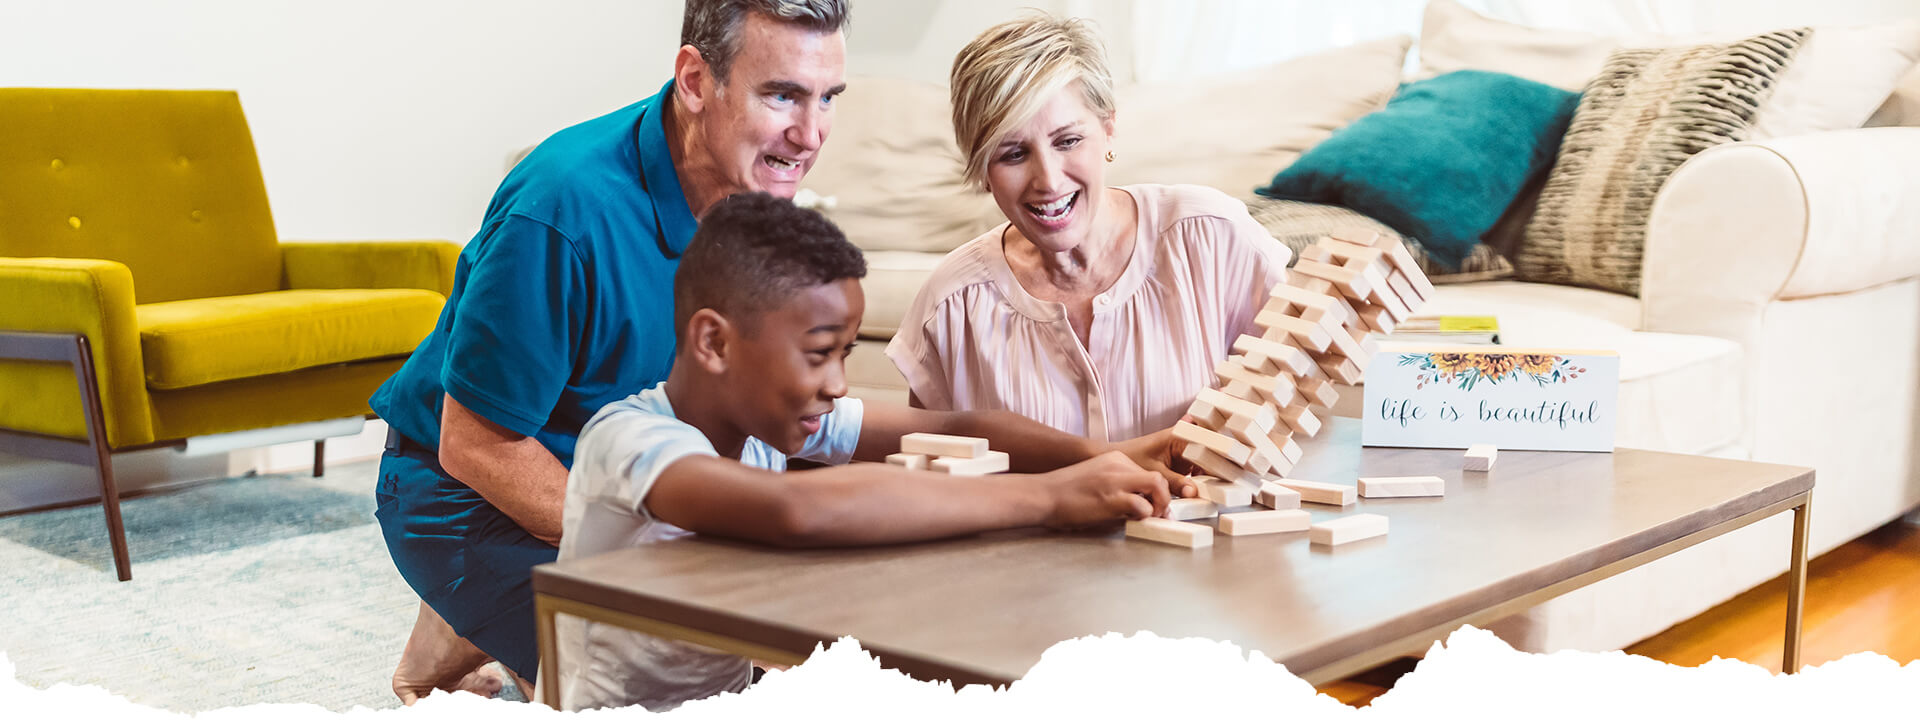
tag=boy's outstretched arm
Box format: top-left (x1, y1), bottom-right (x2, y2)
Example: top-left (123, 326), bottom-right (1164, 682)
top-left (644, 451), bottom-right (1170, 547)
top-left (853, 403), bottom-right (1194, 495)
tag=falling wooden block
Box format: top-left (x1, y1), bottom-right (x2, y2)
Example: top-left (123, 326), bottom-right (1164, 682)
top-left (1362, 232), bottom-right (1437, 300)
top-left (1359, 305), bottom-right (1397, 334)
top-left (1165, 497), bottom-right (1221, 521)
top-left (1186, 394), bottom-right (1228, 426)
top-left (1465, 444), bottom-right (1498, 472)
top-left (1296, 374), bottom-right (1341, 409)
top-left (1255, 312), bottom-right (1333, 353)
top-left (1256, 481), bottom-right (1302, 510)
top-left (1311, 513), bottom-right (1389, 546)
top-left (1233, 334), bottom-right (1316, 376)
top-left (1215, 360), bottom-right (1297, 405)
top-left (1359, 265), bottom-right (1412, 322)
top-left (1317, 355), bottom-right (1365, 385)
top-left (1226, 417), bottom-right (1287, 473)
top-left (1196, 478), bottom-right (1256, 507)
top-left (1173, 421), bottom-right (1252, 465)
top-left (1219, 509), bottom-right (1311, 536)
top-left (1386, 271), bottom-right (1428, 309)
top-left (885, 453), bottom-right (929, 470)
top-left (901, 433), bottom-right (988, 458)
top-left (1126, 517), bottom-right (1213, 548)
top-left (1307, 312), bottom-right (1371, 367)
top-left (1317, 239), bottom-right (1388, 267)
top-left (1220, 379), bottom-right (1266, 405)
top-left (1268, 478), bottom-right (1356, 506)
top-left (1291, 258), bottom-right (1372, 301)
top-left (930, 450), bottom-right (1009, 476)
top-left (1195, 387), bottom-right (1277, 431)
top-left (1268, 284), bottom-right (1344, 324)
top-left (1279, 403), bottom-right (1322, 437)
top-left (1182, 444), bottom-right (1259, 484)
top-left (1358, 475), bottom-right (1445, 498)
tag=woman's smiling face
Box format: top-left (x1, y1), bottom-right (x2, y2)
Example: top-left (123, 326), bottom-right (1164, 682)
top-left (983, 84), bottom-right (1114, 254)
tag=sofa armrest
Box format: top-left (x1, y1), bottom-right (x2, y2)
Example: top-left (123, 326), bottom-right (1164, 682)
top-left (0, 258), bottom-right (155, 447)
top-left (1641, 127), bottom-right (1920, 340)
top-left (281, 240), bottom-right (461, 296)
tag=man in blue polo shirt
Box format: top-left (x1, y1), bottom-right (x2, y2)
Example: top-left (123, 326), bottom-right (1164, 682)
top-left (369, 0), bottom-right (849, 702)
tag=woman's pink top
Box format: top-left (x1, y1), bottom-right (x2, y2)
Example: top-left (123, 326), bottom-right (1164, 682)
top-left (885, 184), bottom-right (1289, 442)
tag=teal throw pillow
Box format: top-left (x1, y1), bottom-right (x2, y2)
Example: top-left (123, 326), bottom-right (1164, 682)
top-left (1257, 70), bottom-right (1579, 268)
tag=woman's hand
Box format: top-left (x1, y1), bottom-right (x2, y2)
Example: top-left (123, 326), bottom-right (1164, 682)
top-left (1107, 427), bottom-right (1199, 499)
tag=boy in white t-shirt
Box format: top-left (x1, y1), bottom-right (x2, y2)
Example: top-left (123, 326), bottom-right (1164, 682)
top-left (555, 192), bottom-right (1192, 711)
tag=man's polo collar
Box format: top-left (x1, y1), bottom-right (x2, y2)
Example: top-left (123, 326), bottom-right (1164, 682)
top-left (638, 79), bottom-right (699, 258)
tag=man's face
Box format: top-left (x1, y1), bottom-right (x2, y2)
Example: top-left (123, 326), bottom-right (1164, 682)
top-left (699, 13), bottom-right (847, 199)
top-left (727, 278), bottom-right (863, 454)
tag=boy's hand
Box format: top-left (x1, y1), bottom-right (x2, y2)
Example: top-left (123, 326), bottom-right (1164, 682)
top-left (1041, 451), bottom-right (1171, 529)
top-left (1107, 428), bottom-right (1199, 499)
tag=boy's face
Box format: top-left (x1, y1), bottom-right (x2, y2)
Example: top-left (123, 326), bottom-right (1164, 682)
top-left (728, 278), bottom-right (864, 454)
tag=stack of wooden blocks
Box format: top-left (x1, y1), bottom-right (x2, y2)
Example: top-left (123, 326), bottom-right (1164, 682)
top-left (1127, 230), bottom-right (1436, 549)
top-left (887, 432), bottom-right (1011, 476)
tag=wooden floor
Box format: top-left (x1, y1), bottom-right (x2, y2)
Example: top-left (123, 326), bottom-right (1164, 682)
top-left (1323, 519), bottom-right (1920, 706)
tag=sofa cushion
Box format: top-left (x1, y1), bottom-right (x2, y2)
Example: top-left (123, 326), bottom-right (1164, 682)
top-left (1518, 30), bottom-right (1806, 296)
top-left (1412, 281), bottom-right (1745, 454)
top-left (1417, 0), bottom-right (1920, 140)
top-left (136, 289), bottom-right (442, 389)
top-left (857, 250), bottom-right (946, 340)
top-left (1258, 70), bottom-right (1578, 267)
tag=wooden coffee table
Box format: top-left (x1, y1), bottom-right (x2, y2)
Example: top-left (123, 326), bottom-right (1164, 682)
top-left (533, 418), bottom-right (1812, 706)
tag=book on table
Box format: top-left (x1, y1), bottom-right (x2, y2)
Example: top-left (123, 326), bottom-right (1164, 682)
top-left (1386, 315), bottom-right (1499, 344)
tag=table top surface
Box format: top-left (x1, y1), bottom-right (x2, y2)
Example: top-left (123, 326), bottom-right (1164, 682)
top-left (534, 418), bottom-right (1813, 685)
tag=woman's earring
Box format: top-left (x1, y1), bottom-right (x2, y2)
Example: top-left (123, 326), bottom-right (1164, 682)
top-left (1105, 150), bottom-right (1116, 163)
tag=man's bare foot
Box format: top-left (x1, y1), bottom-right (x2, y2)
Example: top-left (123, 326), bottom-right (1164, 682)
top-left (392, 601), bottom-right (497, 705)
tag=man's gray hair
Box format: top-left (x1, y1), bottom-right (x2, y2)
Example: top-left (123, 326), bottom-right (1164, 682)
top-left (681, 0), bottom-right (851, 83)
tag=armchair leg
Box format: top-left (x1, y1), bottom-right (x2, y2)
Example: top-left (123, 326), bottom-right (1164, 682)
top-left (72, 336), bottom-right (132, 581)
top-left (2, 331), bottom-right (132, 580)
top-left (313, 439), bottom-right (326, 478)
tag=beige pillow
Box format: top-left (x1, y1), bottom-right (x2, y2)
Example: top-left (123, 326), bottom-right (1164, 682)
top-left (1417, 0), bottom-right (1920, 139)
top-left (800, 75), bottom-right (1002, 254)
top-left (1518, 30), bottom-right (1808, 296)
top-left (1108, 35), bottom-right (1413, 195)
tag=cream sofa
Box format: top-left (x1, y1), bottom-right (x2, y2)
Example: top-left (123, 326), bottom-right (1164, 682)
top-left (806, 13), bottom-right (1920, 656)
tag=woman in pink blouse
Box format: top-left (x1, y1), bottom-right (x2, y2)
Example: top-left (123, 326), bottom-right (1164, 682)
top-left (886, 13), bottom-right (1290, 442)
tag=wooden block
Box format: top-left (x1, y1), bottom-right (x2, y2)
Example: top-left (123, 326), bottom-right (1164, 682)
top-left (1268, 430), bottom-right (1304, 465)
top-left (1126, 517), bottom-right (1213, 548)
top-left (1358, 475), bottom-right (1445, 498)
top-left (1290, 258), bottom-right (1372, 300)
top-left (930, 450), bottom-right (1009, 476)
top-left (1311, 513), bottom-right (1389, 546)
top-left (1465, 444), bottom-right (1498, 472)
top-left (1317, 355), bottom-right (1365, 385)
top-left (1268, 478), bottom-right (1356, 506)
top-left (1256, 481), bottom-right (1302, 509)
top-left (1233, 334), bottom-right (1316, 376)
top-left (1268, 283), bottom-right (1343, 322)
top-left (1215, 360), bottom-right (1297, 405)
top-left (1360, 265), bottom-right (1412, 322)
top-left (1220, 379), bottom-right (1265, 405)
top-left (1186, 394), bottom-right (1227, 426)
top-left (1364, 232), bottom-right (1437, 300)
top-left (1196, 478), bottom-right (1256, 507)
top-left (1307, 310), bottom-right (1370, 365)
top-left (1328, 228), bottom-right (1383, 248)
top-left (1254, 312), bottom-right (1333, 353)
top-left (1182, 444), bottom-right (1257, 483)
top-left (885, 453), bottom-right (929, 470)
top-left (900, 433), bottom-right (988, 458)
top-left (1195, 387), bottom-right (1277, 431)
top-left (1219, 509), bottom-right (1311, 536)
top-left (1296, 374), bottom-right (1341, 409)
top-left (1280, 403), bottom-right (1322, 437)
top-left (1288, 275), bottom-right (1336, 297)
top-left (1165, 497), bottom-right (1220, 521)
top-left (1173, 421), bottom-right (1252, 465)
top-left (1386, 270), bottom-right (1428, 309)
top-left (1317, 239), bottom-right (1387, 267)
top-left (1224, 419), bottom-right (1285, 475)
top-left (1359, 305), bottom-right (1397, 334)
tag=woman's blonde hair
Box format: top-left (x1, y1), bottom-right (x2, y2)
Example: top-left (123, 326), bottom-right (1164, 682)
top-left (949, 13), bottom-right (1117, 190)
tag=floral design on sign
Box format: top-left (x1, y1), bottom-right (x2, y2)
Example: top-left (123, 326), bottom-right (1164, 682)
top-left (1398, 352), bottom-right (1587, 391)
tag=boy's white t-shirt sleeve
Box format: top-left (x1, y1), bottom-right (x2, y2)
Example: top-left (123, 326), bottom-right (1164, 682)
top-left (793, 396), bottom-right (863, 465)
top-left (572, 402), bottom-right (718, 520)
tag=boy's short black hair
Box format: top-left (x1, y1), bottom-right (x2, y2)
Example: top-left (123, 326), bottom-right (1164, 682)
top-left (674, 192), bottom-right (867, 339)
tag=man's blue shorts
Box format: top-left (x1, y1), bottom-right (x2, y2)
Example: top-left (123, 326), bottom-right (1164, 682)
top-left (374, 429), bottom-right (556, 681)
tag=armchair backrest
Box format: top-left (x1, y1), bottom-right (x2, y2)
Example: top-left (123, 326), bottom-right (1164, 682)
top-left (0, 88), bottom-right (282, 304)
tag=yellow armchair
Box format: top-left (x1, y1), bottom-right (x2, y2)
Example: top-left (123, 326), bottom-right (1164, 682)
top-left (1, 88), bottom-right (458, 581)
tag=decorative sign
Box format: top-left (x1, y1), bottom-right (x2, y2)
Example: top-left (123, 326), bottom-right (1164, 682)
top-left (1361, 346), bottom-right (1619, 452)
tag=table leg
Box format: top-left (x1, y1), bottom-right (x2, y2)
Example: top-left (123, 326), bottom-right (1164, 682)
top-left (1782, 497), bottom-right (1810, 673)
top-left (535, 595), bottom-right (561, 708)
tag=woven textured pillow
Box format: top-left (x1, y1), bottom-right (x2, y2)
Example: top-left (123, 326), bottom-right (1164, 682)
top-left (1517, 28), bottom-right (1810, 295)
top-left (1244, 196), bottom-right (1514, 285)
